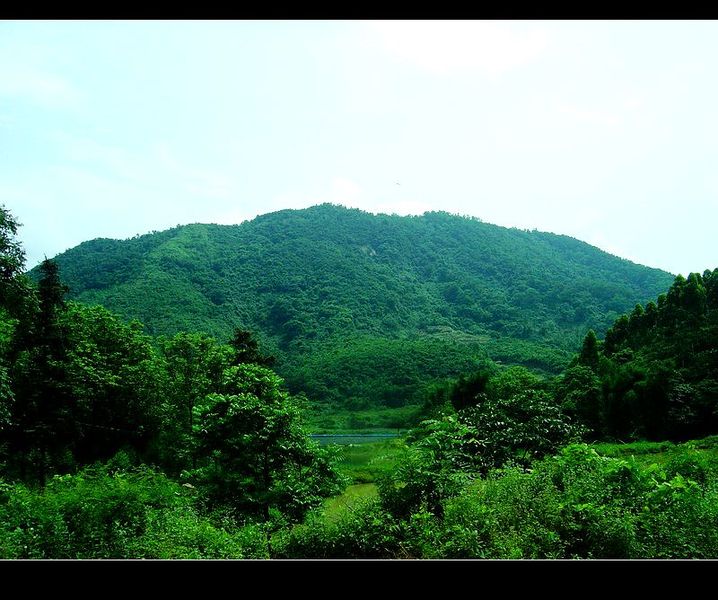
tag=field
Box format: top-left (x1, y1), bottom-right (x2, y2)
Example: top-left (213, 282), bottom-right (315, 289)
top-left (318, 438), bottom-right (406, 519)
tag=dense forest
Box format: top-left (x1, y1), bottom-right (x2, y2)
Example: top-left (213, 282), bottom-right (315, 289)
top-left (35, 204), bottom-right (673, 425)
top-left (4, 204), bottom-right (718, 559)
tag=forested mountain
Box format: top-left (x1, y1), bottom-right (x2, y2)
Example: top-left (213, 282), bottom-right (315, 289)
top-left (35, 204), bottom-right (673, 410)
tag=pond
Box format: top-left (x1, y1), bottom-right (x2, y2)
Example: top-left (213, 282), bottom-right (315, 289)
top-left (310, 433), bottom-right (401, 446)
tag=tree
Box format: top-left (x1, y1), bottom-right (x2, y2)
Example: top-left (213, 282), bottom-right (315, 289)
top-left (0, 206), bottom-right (25, 286)
top-left (228, 328), bottom-right (275, 367)
top-left (705, 268), bottom-right (718, 309)
top-left (578, 329), bottom-right (600, 371)
top-left (191, 363), bottom-right (343, 532)
top-left (555, 365), bottom-right (603, 437)
top-left (683, 273), bottom-right (707, 320)
top-left (643, 300), bottom-right (658, 330)
top-left (0, 310), bottom-right (15, 457)
top-left (61, 303), bottom-right (161, 465)
top-left (485, 365), bottom-right (544, 402)
top-left (449, 368), bottom-right (493, 412)
top-left (459, 389), bottom-right (583, 472)
top-left (156, 332), bottom-right (233, 473)
top-left (379, 415), bottom-right (481, 519)
top-left (8, 259), bottom-right (71, 484)
top-left (0, 206), bottom-right (35, 347)
top-left (36, 259), bottom-right (68, 353)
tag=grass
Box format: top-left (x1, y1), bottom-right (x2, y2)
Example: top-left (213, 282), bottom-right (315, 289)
top-left (309, 433), bottom-right (718, 553)
top-left (321, 484), bottom-right (379, 522)
top-left (306, 406), bottom-right (421, 434)
top-left (592, 440), bottom-right (676, 458)
top-left (335, 438), bottom-right (406, 484)
top-left (321, 434), bottom-right (718, 528)
top-left (314, 439), bottom-right (406, 523)
top-left (592, 435), bottom-right (718, 467)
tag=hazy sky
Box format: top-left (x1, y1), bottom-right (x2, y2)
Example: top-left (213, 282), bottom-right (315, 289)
top-left (2, 20), bottom-right (717, 276)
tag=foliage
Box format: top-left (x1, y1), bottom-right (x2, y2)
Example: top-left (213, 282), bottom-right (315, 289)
top-left (277, 441), bottom-right (718, 559)
top-left (283, 334), bottom-right (492, 412)
top-left (459, 389), bottom-right (584, 472)
top-left (4, 298), bottom-right (162, 481)
top-left (0, 205), bottom-right (27, 301)
top-left (575, 269), bottom-right (718, 441)
top-left (39, 204), bottom-right (673, 411)
top-left (447, 367), bottom-right (494, 412)
top-left (153, 331), bottom-right (233, 473)
top-left (190, 364), bottom-right (346, 525)
top-left (229, 328), bottom-right (276, 367)
top-left (0, 461), bottom-right (267, 559)
top-left (378, 416), bottom-right (482, 519)
top-left (553, 365), bottom-right (604, 438)
top-left (272, 498), bottom-right (407, 559)
top-left (5, 203), bottom-right (718, 559)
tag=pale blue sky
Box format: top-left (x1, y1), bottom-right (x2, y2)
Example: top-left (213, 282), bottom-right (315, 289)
top-left (2, 20), bottom-right (717, 276)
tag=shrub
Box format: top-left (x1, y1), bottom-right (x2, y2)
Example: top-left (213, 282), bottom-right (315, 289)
top-left (273, 498), bottom-right (406, 559)
top-left (0, 462), bottom-right (268, 559)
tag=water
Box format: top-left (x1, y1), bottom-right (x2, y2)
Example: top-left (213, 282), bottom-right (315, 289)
top-left (310, 433), bottom-right (400, 446)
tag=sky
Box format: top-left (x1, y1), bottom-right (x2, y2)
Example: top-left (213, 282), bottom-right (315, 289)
top-left (2, 20), bottom-right (717, 276)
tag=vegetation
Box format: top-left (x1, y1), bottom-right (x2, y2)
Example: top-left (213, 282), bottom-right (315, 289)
top-left (555, 269), bottom-right (718, 441)
top-left (35, 204), bottom-right (673, 415)
top-left (0, 205), bottom-right (344, 558)
top-left (275, 442), bottom-right (718, 559)
top-left (5, 202), bottom-right (718, 559)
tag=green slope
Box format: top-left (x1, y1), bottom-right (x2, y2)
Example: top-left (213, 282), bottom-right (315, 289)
top-left (36, 203), bottom-right (674, 408)
top-left (584, 269), bottom-right (718, 441)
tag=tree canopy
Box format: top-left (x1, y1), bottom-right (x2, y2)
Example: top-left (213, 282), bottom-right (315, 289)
top-left (33, 204), bottom-right (673, 412)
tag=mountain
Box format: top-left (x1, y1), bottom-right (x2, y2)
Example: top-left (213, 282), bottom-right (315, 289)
top-left (35, 204), bottom-right (674, 410)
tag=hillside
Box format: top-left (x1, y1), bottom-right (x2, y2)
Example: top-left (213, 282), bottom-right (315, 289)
top-left (574, 268), bottom-right (718, 441)
top-left (37, 204), bottom-right (674, 409)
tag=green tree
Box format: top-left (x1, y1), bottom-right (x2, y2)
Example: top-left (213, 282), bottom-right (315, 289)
top-left (379, 415), bottom-right (482, 519)
top-left (0, 207), bottom-right (36, 356)
top-left (0, 313), bottom-right (15, 468)
top-left (578, 329), bottom-right (600, 372)
top-left (229, 328), bottom-right (275, 367)
top-left (485, 365), bottom-right (545, 402)
top-left (0, 206), bottom-right (26, 291)
top-left (157, 332), bottom-right (233, 473)
top-left (191, 363), bottom-right (344, 532)
top-left (9, 259), bottom-right (71, 483)
top-left (449, 368), bottom-right (493, 412)
top-left (61, 303), bottom-right (161, 465)
top-left (460, 389), bottom-right (582, 471)
top-left (555, 365), bottom-right (603, 437)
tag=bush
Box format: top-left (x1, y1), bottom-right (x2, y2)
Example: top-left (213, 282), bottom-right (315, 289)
top-left (273, 498), bottom-right (407, 559)
top-left (0, 462), bottom-right (268, 559)
top-left (377, 416), bottom-right (480, 519)
top-left (636, 474), bottom-right (718, 558)
top-left (663, 447), bottom-right (718, 487)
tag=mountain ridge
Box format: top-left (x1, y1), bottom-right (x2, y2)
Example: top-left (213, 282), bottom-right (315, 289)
top-left (33, 203), bottom-right (675, 409)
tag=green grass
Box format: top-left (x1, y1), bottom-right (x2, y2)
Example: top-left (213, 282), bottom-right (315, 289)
top-left (592, 436), bottom-right (718, 467)
top-left (316, 439), bottom-right (407, 523)
top-left (335, 438), bottom-right (406, 484)
top-left (592, 440), bottom-right (676, 458)
top-left (685, 435), bottom-right (718, 450)
top-left (319, 434), bottom-right (718, 539)
top-left (307, 405), bottom-right (421, 434)
top-left (321, 484), bottom-right (379, 522)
